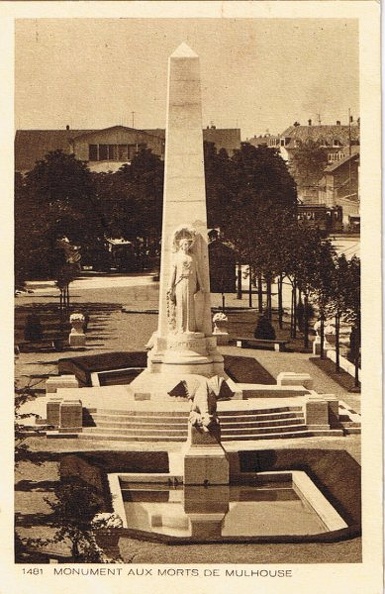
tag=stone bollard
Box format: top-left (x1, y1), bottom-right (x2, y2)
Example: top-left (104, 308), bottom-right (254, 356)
top-left (46, 398), bottom-right (62, 428)
top-left (59, 399), bottom-right (83, 431)
top-left (305, 396), bottom-right (330, 430)
top-left (323, 396), bottom-right (340, 427)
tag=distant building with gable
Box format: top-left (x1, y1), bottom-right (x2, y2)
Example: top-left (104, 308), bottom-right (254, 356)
top-left (245, 133), bottom-right (280, 150)
top-left (318, 152), bottom-right (360, 226)
top-left (15, 125), bottom-right (241, 174)
top-left (278, 118), bottom-right (360, 163)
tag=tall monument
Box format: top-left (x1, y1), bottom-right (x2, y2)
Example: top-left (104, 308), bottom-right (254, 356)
top-left (146, 42), bottom-right (224, 378)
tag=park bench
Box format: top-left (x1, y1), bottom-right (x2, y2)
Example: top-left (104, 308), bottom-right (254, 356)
top-left (16, 338), bottom-right (66, 353)
top-left (234, 336), bottom-right (288, 352)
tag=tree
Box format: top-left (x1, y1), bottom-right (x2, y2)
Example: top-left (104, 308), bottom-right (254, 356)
top-left (283, 225), bottom-right (336, 348)
top-left (306, 240), bottom-right (338, 358)
top-left (15, 171), bottom-right (53, 284)
top-left (115, 149), bottom-right (164, 260)
top-left (204, 143), bottom-right (237, 230)
top-left (289, 139), bottom-right (328, 195)
top-left (47, 477), bottom-right (103, 561)
top-left (15, 382), bottom-right (42, 466)
top-left (339, 255), bottom-right (361, 386)
top-left (321, 254), bottom-right (352, 373)
top-left (16, 150), bottom-right (104, 281)
top-left (215, 143), bottom-right (297, 316)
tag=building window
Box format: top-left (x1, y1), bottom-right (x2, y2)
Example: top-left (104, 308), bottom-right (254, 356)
top-left (88, 143), bottom-right (146, 162)
top-left (99, 144), bottom-right (108, 160)
top-left (89, 144), bottom-right (98, 161)
top-left (128, 145), bottom-right (137, 160)
top-left (108, 145), bottom-right (118, 160)
top-left (118, 144), bottom-right (128, 161)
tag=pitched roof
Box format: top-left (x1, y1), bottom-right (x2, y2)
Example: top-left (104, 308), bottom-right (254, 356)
top-left (324, 152), bottom-right (359, 173)
top-left (280, 124), bottom-right (360, 149)
top-left (15, 129), bottom-right (92, 171)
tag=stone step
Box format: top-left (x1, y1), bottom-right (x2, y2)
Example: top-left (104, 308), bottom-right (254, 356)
top-left (220, 418), bottom-right (305, 430)
top-left (88, 405), bottom-right (304, 418)
top-left (84, 426), bottom-right (188, 437)
top-left (221, 423), bottom-right (307, 436)
top-left (222, 430), bottom-right (312, 441)
top-left (341, 427), bottom-right (361, 435)
top-left (89, 406), bottom-right (303, 423)
top-left (220, 412), bottom-right (304, 423)
top-left (88, 409), bottom-right (189, 418)
top-left (219, 406), bottom-right (304, 416)
top-left (82, 422), bottom-right (308, 439)
top-left (88, 411), bottom-right (304, 426)
top-left (307, 429), bottom-right (345, 437)
top-left (86, 416), bottom-right (305, 431)
top-left (77, 428), bottom-right (315, 442)
top-left (89, 413), bottom-right (189, 423)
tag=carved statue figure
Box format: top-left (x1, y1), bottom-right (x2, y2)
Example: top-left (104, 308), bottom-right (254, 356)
top-left (169, 237), bottom-right (205, 333)
top-left (183, 377), bottom-right (219, 433)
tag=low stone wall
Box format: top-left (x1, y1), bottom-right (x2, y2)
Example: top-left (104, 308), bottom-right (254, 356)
top-left (327, 350), bottom-right (361, 381)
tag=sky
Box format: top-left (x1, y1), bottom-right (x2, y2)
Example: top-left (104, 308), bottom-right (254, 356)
top-left (15, 17), bottom-right (359, 140)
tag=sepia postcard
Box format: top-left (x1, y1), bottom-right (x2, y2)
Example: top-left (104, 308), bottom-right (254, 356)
top-left (1, 1), bottom-right (382, 593)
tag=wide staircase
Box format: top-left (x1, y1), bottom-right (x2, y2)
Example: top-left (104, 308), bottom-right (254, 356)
top-left (79, 404), bottom-right (341, 442)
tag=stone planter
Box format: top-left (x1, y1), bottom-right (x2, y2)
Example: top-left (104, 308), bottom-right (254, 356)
top-left (69, 314), bottom-right (86, 348)
top-left (213, 319), bottom-right (230, 345)
top-left (70, 320), bottom-right (84, 334)
top-left (213, 320), bottom-right (228, 335)
top-left (94, 529), bottom-right (121, 550)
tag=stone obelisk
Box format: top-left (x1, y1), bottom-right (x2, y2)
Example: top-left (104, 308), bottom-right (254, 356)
top-left (147, 42), bottom-right (224, 377)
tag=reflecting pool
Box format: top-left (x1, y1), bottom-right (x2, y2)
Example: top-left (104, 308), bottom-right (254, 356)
top-left (109, 472), bottom-right (348, 540)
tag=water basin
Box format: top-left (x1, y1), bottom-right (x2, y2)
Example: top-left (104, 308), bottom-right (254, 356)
top-left (108, 471), bottom-right (348, 542)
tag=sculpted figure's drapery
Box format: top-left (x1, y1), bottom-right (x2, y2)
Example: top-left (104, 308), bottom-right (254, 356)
top-left (168, 226), bottom-right (206, 334)
top-left (183, 376), bottom-right (220, 433)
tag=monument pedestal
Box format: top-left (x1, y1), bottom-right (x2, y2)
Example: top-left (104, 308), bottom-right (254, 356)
top-left (147, 332), bottom-right (224, 377)
top-left (182, 425), bottom-right (229, 485)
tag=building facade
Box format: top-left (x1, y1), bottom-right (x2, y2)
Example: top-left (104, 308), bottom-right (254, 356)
top-left (277, 120), bottom-right (360, 163)
top-left (15, 125), bottom-right (241, 174)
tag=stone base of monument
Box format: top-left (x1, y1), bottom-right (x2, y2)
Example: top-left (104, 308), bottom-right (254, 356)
top-left (146, 333), bottom-right (225, 377)
top-left (182, 424), bottom-right (229, 485)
